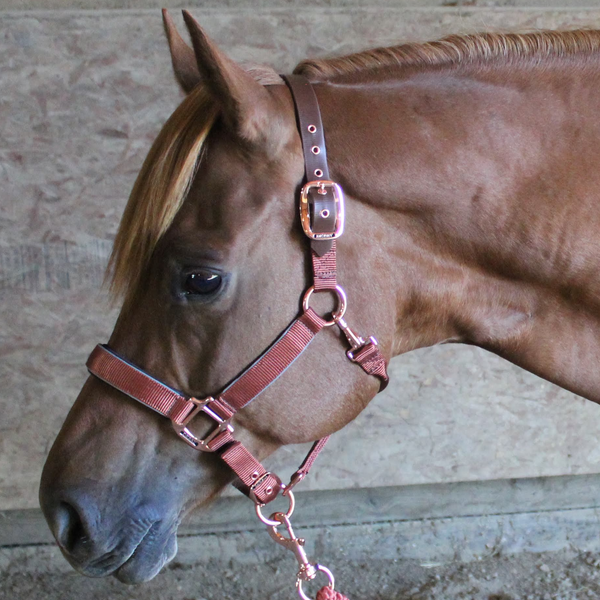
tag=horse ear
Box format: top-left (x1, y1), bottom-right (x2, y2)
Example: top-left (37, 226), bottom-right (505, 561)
top-left (162, 10), bottom-right (201, 94)
top-left (181, 10), bottom-right (282, 144)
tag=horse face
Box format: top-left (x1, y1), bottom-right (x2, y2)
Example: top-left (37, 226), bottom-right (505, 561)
top-left (39, 13), bottom-right (379, 584)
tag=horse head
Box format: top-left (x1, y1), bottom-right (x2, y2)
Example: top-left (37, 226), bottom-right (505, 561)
top-left (39, 11), bottom-right (392, 584)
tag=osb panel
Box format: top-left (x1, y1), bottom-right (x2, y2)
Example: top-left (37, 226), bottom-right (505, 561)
top-left (3, 8), bottom-right (600, 510)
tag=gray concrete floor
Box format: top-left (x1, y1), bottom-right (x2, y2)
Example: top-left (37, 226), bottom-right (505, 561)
top-left (6, 494), bottom-right (600, 600)
top-left (3, 545), bottom-right (600, 600)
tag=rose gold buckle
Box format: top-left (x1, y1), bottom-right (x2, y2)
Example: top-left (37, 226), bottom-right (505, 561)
top-left (299, 180), bottom-right (345, 240)
top-left (173, 397), bottom-right (234, 452)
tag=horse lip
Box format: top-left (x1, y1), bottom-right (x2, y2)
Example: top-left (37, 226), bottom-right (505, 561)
top-left (113, 523), bottom-right (177, 583)
top-left (79, 520), bottom-right (158, 577)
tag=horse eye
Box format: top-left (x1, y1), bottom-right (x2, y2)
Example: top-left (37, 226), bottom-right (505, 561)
top-left (184, 270), bottom-right (222, 295)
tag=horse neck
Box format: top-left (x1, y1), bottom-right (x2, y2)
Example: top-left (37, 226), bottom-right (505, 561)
top-left (319, 61), bottom-right (600, 404)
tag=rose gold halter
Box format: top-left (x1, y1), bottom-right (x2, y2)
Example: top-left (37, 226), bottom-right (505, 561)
top-left (86, 74), bottom-right (387, 600)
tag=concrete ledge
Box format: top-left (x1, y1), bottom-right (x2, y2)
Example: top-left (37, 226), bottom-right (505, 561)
top-left (5, 5), bottom-right (600, 15)
top-left (3, 473), bottom-right (600, 547)
top-left (5, 1), bottom-right (600, 10)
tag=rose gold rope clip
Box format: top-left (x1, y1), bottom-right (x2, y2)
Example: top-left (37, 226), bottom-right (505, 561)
top-left (255, 489), bottom-right (336, 600)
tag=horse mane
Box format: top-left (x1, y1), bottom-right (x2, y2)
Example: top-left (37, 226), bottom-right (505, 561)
top-left (295, 29), bottom-right (600, 81)
top-left (108, 28), bottom-right (600, 304)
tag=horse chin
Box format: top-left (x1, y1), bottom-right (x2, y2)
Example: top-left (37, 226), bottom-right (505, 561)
top-left (113, 530), bottom-right (178, 584)
top-left (61, 520), bottom-right (179, 584)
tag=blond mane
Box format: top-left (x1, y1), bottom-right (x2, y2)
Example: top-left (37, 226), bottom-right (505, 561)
top-left (295, 30), bottom-right (600, 81)
top-left (107, 85), bottom-right (217, 302)
top-left (109, 29), bottom-right (600, 304)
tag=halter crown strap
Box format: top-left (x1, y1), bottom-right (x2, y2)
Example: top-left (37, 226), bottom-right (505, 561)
top-left (282, 75), bottom-right (337, 258)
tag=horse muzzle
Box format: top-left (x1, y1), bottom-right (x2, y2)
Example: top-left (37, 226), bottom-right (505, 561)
top-left (39, 483), bottom-right (179, 583)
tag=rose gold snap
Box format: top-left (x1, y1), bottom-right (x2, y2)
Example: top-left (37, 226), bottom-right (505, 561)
top-left (314, 169), bottom-right (323, 177)
top-left (320, 209), bottom-right (330, 218)
top-left (311, 146), bottom-right (320, 155)
top-left (308, 124), bottom-right (317, 133)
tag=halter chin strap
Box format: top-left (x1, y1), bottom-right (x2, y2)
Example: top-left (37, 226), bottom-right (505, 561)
top-left (86, 75), bottom-right (388, 506)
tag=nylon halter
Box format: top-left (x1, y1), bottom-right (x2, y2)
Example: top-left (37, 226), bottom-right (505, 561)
top-left (86, 74), bottom-right (389, 506)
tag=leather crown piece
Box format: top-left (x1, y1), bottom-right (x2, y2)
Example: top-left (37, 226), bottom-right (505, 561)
top-left (86, 74), bottom-right (389, 505)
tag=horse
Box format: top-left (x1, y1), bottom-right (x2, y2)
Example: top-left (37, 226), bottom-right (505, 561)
top-left (39, 9), bottom-right (600, 590)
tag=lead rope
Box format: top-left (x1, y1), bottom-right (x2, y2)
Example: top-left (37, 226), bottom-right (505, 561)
top-left (316, 589), bottom-right (349, 600)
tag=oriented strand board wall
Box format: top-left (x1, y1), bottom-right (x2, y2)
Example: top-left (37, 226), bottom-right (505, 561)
top-left (3, 6), bottom-right (600, 510)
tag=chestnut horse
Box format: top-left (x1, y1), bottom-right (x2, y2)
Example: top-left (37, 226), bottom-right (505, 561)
top-left (40, 10), bottom-right (600, 586)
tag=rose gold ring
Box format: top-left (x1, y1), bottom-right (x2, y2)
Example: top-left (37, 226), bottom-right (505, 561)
top-left (302, 285), bottom-right (347, 327)
top-left (255, 488), bottom-right (295, 526)
top-left (296, 564), bottom-right (335, 600)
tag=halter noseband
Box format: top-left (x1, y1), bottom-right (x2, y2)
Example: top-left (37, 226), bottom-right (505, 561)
top-left (86, 75), bottom-right (388, 507)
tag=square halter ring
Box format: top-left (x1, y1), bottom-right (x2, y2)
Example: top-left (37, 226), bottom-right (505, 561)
top-left (299, 180), bottom-right (345, 240)
top-left (172, 396), bottom-right (234, 452)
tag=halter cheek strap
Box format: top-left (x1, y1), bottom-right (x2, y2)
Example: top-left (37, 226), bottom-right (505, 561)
top-left (283, 74), bottom-right (388, 390)
top-left (86, 75), bottom-right (388, 507)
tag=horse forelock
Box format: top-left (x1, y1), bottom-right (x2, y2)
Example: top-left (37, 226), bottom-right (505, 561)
top-left (294, 29), bottom-right (600, 81)
top-left (107, 85), bottom-right (218, 305)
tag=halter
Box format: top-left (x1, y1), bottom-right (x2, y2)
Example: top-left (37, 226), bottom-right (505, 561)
top-left (86, 75), bottom-right (388, 600)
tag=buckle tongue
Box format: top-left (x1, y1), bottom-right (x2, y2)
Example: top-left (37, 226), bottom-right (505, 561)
top-left (299, 180), bottom-right (345, 240)
top-left (173, 397), bottom-right (234, 452)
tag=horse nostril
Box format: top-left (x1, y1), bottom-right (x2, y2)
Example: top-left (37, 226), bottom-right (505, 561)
top-left (55, 501), bottom-right (87, 555)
